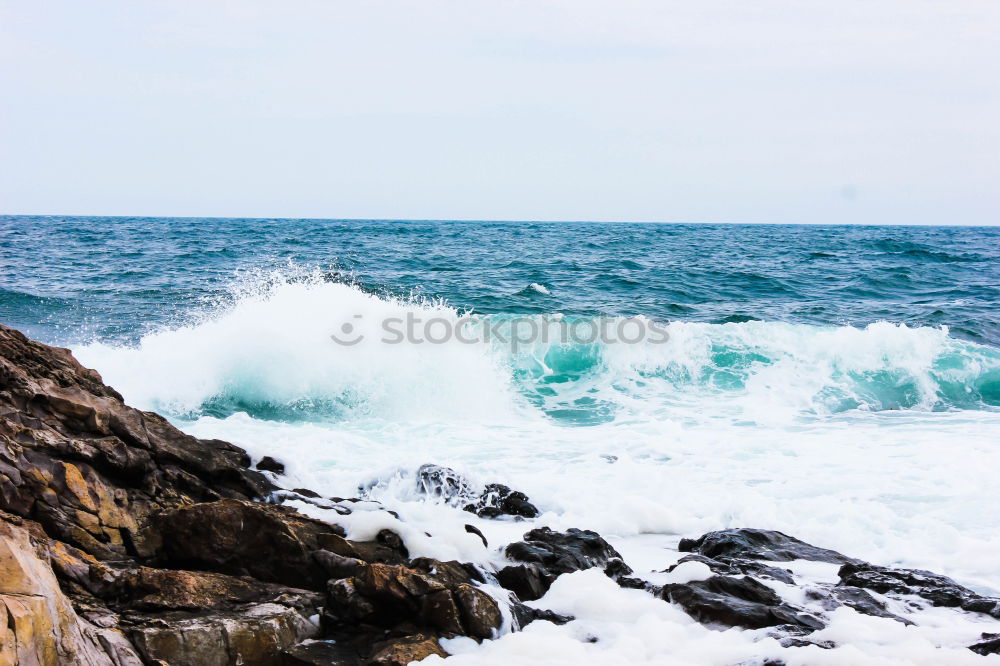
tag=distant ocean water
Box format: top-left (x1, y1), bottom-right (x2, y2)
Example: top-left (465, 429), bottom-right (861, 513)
top-left (3, 216), bottom-right (1000, 662)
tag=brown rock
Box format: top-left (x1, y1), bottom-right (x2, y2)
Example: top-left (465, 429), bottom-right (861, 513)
top-left (153, 498), bottom-right (346, 589)
top-left (420, 589), bottom-right (465, 635)
top-left (453, 583), bottom-right (502, 639)
top-left (367, 633), bottom-right (447, 666)
top-left (128, 603), bottom-right (318, 666)
top-left (0, 512), bottom-right (143, 666)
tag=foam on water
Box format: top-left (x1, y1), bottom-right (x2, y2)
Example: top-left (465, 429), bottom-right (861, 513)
top-left (70, 271), bottom-right (1000, 664)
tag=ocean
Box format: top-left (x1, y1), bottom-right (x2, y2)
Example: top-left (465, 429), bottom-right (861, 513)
top-left (3, 215), bottom-right (1000, 663)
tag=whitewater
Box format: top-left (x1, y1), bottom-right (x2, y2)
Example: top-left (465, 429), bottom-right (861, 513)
top-left (71, 274), bottom-right (1000, 665)
top-left (4, 217), bottom-right (1000, 664)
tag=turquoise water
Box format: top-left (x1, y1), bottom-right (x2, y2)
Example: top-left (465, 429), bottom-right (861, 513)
top-left (4, 214), bottom-right (1000, 621)
top-left (2, 216), bottom-right (999, 421)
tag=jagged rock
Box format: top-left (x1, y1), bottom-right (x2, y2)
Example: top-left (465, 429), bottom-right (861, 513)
top-left (674, 530), bottom-right (920, 627)
top-left (0, 323), bottom-right (273, 562)
top-left (969, 633), bottom-right (1000, 656)
top-left (414, 463), bottom-right (539, 519)
top-left (1, 325), bottom-right (482, 663)
top-left (416, 464), bottom-right (474, 500)
top-left (509, 601), bottom-right (573, 629)
top-left (0, 512), bottom-right (144, 666)
top-left (118, 567), bottom-right (322, 612)
top-left (127, 602), bottom-right (319, 665)
top-left (679, 528), bottom-right (859, 565)
top-left (257, 456), bottom-right (286, 474)
top-left (324, 560), bottom-right (502, 639)
top-left (367, 633), bottom-right (447, 665)
top-left (827, 586), bottom-right (913, 625)
top-left (152, 498), bottom-right (348, 589)
top-left (453, 583), bottom-right (503, 639)
top-left (496, 563), bottom-right (548, 601)
top-left (319, 531), bottom-right (409, 565)
top-left (661, 575), bottom-right (824, 630)
top-left (500, 527), bottom-right (632, 600)
top-left (466, 484), bottom-right (538, 519)
top-left (838, 562), bottom-right (1000, 618)
top-left (667, 553), bottom-right (796, 585)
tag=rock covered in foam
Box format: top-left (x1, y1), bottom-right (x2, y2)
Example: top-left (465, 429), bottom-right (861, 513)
top-left (839, 561), bottom-right (1000, 618)
top-left (414, 463), bottom-right (539, 519)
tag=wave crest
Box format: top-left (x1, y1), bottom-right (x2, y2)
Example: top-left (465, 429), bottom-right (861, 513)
top-left (72, 272), bottom-right (1000, 426)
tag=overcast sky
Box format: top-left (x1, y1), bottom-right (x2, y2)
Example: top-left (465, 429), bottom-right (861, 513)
top-left (1, 1), bottom-right (998, 224)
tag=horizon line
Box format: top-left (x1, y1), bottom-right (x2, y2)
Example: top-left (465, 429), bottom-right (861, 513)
top-left (2, 213), bottom-right (997, 228)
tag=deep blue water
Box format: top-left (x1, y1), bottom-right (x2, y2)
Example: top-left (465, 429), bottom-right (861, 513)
top-left (3, 216), bottom-right (999, 346)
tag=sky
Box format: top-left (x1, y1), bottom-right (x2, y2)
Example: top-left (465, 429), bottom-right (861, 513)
top-left (1, 1), bottom-right (998, 224)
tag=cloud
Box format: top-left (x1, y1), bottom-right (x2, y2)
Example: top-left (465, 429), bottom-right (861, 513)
top-left (1, 0), bottom-right (997, 223)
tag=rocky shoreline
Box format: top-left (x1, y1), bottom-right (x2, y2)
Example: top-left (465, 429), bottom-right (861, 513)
top-left (2, 322), bottom-right (998, 665)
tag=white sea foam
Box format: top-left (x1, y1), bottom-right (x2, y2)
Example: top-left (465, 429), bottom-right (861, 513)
top-left (72, 274), bottom-right (1000, 664)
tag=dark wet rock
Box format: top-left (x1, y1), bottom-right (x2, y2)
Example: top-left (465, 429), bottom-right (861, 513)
top-left (497, 563), bottom-right (549, 602)
top-left (779, 637), bottom-right (835, 650)
top-left (838, 562), bottom-right (1000, 618)
top-left (616, 575), bottom-right (652, 590)
top-left (970, 633), bottom-right (1000, 656)
top-left (679, 528), bottom-right (859, 565)
top-left (465, 483), bottom-right (539, 519)
top-left (668, 553), bottom-right (796, 585)
top-left (257, 456), bottom-right (286, 474)
top-left (662, 575), bottom-right (824, 630)
top-left (465, 523), bottom-right (488, 547)
top-left (414, 463), bottom-right (539, 519)
top-left (828, 586), bottom-right (913, 625)
top-left (509, 600), bottom-right (573, 629)
top-left (501, 527), bottom-right (632, 600)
